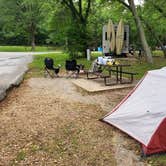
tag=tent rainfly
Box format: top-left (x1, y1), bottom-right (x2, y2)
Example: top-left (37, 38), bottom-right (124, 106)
top-left (102, 67), bottom-right (166, 156)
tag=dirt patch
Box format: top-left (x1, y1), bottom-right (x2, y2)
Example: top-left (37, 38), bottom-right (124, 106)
top-left (0, 78), bottom-right (146, 165)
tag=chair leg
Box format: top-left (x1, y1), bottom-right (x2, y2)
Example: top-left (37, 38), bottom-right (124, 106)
top-left (65, 70), bottom-right (80, 78)
top-left (45, 68), bottom-right (54, 78)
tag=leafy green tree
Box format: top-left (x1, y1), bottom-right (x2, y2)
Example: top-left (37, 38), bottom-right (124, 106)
top-left (57, 0), bottom-right (92, 58)
top-left (47, 3), bottom-right (72, 48)
top-left (17, 0), bottom-right (47, 50)
top-left (0, 0), bottom-right (27, 45)
top-left (0, 0), bottom-right (164, 60)
top-left (141, 0), bottom-right (166, 57)
top-left (0, 0), bottom-right (50, 49)
top-left (53, 0), bottom-right (131, 57)
top-left (147, 0), bottom-right (166, 18)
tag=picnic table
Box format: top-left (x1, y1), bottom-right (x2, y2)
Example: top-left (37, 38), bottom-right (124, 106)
top-left (104, 64), bottom-right (137, 85)
top-left (86, 59), bottom-right (137, 86)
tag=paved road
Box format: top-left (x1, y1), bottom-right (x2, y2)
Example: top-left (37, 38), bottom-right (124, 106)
top-left (0, 52), bottom-right (56, 101)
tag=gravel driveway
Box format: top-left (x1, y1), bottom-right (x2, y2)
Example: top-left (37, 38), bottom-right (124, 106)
top-left (0, 77), bottom-right (145, 165)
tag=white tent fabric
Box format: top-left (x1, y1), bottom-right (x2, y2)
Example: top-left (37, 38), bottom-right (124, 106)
top-left (103, 67), bottom-right (166, 146)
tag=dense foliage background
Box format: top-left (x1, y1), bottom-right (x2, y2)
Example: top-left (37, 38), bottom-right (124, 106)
top-left (0, 0), bottom-right (165, 55)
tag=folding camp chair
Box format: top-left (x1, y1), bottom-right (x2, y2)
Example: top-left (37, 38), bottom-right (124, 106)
top-left (86, 59), bottom-right (103, 79)
top-left (65, 60), bottom-right (80, 78)
top-left (44, 57), bottom-right (61, 78)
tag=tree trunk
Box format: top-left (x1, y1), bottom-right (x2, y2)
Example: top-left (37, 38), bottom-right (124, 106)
top-left (31, 33), bottom-right (35, 51)
top-left (128, 0), bottom-right (153, 63)
top-left (30, 23), bottom-right (36, 51)
top-left (82, 22), bottom-right (88, 58)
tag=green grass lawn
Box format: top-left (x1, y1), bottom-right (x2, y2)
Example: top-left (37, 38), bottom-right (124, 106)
top-left (29, 51), bottom-right (166, 79)
top-left (153, 50), bottom-right (164, 57)
top-left (28, 52), bottom-right (101, 78)
top-left (0, 45), bottom-right (58, 52)
top-left (123, 56), bottom-right (166, 79)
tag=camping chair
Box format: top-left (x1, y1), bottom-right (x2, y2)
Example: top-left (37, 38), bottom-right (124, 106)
top-left (65, 60), bottom-right (80, 78)
top-left (86, 59), bottom-right (103, 79)
top-left (44, 57), bottom-right (61, 78)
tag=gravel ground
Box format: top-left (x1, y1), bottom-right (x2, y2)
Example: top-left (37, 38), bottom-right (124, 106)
top-left (0, 78), bottom-right (146, 166)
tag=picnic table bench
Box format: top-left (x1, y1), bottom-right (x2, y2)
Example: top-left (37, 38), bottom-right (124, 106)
top-left (105, 67), bottom-right (138, 85)
top-left (86, 63), bottom-right (138, 86)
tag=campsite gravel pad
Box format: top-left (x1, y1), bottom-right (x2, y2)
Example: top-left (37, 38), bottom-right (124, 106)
top-left (72, 78), bottom-right (136, 93)
top-left (0, 78), bottom-right (146, 165)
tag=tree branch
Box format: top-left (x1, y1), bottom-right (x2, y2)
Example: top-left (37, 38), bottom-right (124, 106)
top-left (117, 0), bottom-right (131, 11)
top-left (61, 0), bottom-right (79, 19)
top-left (61, 0), bottom-right (91, 25)
top-left (85, 0), bottom-right (91, 20)
top-left (78, 0), bottom-right (82, 15)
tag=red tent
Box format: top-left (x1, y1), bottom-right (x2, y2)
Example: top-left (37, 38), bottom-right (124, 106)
top-left (102, 67), bottom-right (166, 156)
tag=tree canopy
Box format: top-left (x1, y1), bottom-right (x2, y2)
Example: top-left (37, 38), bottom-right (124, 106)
top-left (0, 0), bottom-right (165, 61)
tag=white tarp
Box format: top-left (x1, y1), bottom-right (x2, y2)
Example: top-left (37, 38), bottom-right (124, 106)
top-left (97, 56), bottom-right (113, 65)
top-left (103, 67), bottom-right (166, 146)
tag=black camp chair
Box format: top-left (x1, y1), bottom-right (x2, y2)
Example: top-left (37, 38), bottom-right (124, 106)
top-left (44, 57), bottom-right (61, 78)
top-left (65, 60), bottom-right (80, 78)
